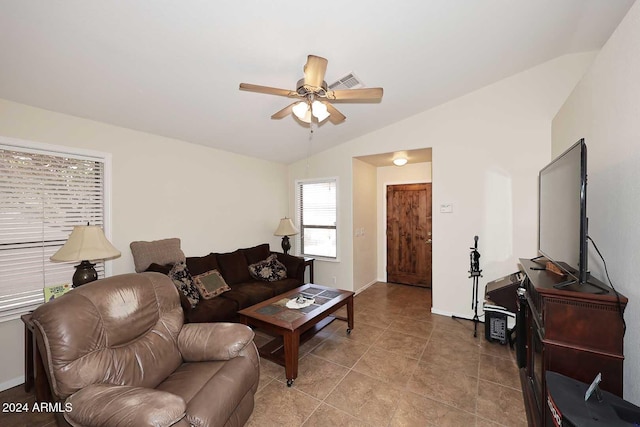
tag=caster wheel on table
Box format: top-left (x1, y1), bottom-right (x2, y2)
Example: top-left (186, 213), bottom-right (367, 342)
top-left (287, 379), bottom-right (294, 387)
top-left (347, 328), bottom-right (352, 334)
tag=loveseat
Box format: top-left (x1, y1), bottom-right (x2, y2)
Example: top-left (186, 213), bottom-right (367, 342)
top-left (31, 272), bottom-right (260, 427)
top-left (130, 239), bottom-right (306, 324)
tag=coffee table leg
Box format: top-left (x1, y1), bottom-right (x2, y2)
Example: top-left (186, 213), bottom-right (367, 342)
top-left (283, 330), bottom-right (300, 387)
top-left (346, 295), bottom-right (354, 334)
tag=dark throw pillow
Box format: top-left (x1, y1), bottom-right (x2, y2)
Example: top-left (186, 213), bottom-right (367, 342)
top-left (248, 254), bottom-right (287, 282)
top-left (145, 262), bottom-right (173, 275)
top-left (193, 269), bottom-right (231, 299)
top-left (168, 261), bottom-right (200, 308)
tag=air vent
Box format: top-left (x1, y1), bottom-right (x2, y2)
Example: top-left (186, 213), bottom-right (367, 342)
top-left (328, 72), bottom-right (364, 90)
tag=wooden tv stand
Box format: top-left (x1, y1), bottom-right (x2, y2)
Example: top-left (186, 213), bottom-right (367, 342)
top-left (517, 258), bottom-right (627, 426)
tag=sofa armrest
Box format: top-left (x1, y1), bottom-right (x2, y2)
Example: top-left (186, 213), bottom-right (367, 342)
top-left (178, 322), bottom-right (255, 362)
top-left (65, 384), bottom-right (186, 427)
top-left (273, 252), bottom-right (305, 281)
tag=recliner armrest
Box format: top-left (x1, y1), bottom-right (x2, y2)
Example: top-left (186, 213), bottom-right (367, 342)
top-left (178, 322), bottom-right (255, 361)
top-left (64, 384), bottom-right (186, 427)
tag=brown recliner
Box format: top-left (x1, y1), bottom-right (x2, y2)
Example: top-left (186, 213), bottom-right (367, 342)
top-left (31, 272), bottom-right (260, 427)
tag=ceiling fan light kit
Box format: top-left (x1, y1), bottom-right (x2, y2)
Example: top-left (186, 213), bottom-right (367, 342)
top-left (240, 55), bottom-right (383, 125)
top-left (292, 99), bottom-right (330, 123)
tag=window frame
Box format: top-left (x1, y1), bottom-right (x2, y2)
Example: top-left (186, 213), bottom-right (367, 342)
top-left (295, 177), bottom-right (339, 262)
top-left (0, 136), bottom-right (112, 322)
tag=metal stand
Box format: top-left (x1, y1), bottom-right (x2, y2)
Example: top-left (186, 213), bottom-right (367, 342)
top-left (452, 236), bottom-right (482, 337)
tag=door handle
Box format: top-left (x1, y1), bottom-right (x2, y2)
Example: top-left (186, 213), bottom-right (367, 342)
top-left (426, 239), bottom-right (432, 244)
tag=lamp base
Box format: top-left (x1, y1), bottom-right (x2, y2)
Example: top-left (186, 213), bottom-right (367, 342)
top-left (73, 260), bottom-right (98, 288)
top-left (281, 236), bottom-right (291, 255)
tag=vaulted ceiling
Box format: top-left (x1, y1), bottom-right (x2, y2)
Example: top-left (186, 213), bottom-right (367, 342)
top-left (0, 1), bottom-right (635, 163)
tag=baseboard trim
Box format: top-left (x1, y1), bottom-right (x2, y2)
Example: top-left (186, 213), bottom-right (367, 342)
top-left (431, 307), bottom-right (454, 317)
top-left (0, 375), bottom-right (25, 392)
top-left (431, 307), bottom-right (485, 323)
top-left (355, 280), bottom-right (377, 295)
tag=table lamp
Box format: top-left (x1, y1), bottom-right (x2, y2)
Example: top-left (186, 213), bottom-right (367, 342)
top-left (274, 217), bottom-right (299, 255)
top-left (50, 225), bottom-right (121, 287)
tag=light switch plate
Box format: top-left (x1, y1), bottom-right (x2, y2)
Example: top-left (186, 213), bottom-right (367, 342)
top-left (440, 204), bottom-right (453, 213)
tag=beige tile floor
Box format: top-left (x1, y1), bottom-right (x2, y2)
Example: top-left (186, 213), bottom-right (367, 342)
top-left (0, 282), bottom-right (526, 427)
top-left (246, 282), bottom-right (526, 427)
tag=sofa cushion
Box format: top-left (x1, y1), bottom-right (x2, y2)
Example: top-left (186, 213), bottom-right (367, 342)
top-left (168, 262), bottom-right (200, 308)
top-left (183, 296), bottom-right (239, 323)
top-left (186, 253), bottom-right (220, 276)
top-left (228, 282), bottom-right (276, 306)
top-left (146, 262), bottom-right (173, 275)
top-left (193, 270), bottom-right (231, 299)
top-left (248, 254), bottom-right (287, 282)
top-left (265, 278), bottom-right (302, 296)
top-left (242, 243), bottom-right (271, 264)
top-left (130, 238), bottom-right (186, 273)
top-left (217, 250), bottom-right (251, 285)
top-left (218, 290), bottom-right (255, 311)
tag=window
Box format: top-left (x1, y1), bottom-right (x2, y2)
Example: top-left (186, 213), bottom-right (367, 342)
top-left (0, 140), bottom-right (110, 321)
top-left (296, 178), bottom-right (337, 259)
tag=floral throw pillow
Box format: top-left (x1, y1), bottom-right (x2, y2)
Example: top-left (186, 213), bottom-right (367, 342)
top-left (193, 269), bottom-right (231, 299)
top-left (168, 261), bottom-right (200, 308)
top-left (248, 254), bottom-right (287, 282)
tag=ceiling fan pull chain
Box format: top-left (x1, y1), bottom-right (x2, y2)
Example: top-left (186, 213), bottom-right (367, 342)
top-left (305, 121), bottom-right (314, 177)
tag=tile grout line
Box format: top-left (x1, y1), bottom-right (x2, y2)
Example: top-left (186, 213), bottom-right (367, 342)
top-left (298, 307), bottom-right (392, 427)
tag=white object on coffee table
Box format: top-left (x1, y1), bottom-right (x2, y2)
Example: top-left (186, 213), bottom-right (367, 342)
top-left (286, 296), bottom-right (315, 309)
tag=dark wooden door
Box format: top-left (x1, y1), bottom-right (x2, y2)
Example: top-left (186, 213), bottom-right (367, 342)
top-left (386, 183), bottom-right (432, 287)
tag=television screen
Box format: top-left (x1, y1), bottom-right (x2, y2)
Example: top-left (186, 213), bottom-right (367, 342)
top-left (538, 139), bottom-right (587, 284)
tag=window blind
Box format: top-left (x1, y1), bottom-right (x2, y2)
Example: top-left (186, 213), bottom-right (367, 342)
top-left (296, 179), bottom-right (337, 258)
top-left (0, 146), bottom-right (106, 321)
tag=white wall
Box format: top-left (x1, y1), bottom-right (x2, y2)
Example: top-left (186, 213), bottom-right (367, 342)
top-left (352, 158), bottom-right (377, 292)
top-left (552, 1), bottom-right (640, 404)
top-left (288, 53), bottom-right (595, 322)
top-left (376, 162), bottom-right (432, 281)
top-left (0, 98), bottom-right (289, 389)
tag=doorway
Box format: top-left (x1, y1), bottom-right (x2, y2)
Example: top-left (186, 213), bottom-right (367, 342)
top-left (386, 183), bottom-right (432, 287)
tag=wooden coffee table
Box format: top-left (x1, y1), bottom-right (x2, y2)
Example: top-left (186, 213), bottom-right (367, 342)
top-left (238, 283), bottom-right (354, 386)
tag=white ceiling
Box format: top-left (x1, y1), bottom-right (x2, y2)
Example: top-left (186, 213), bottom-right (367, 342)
top-left (0, 1), bottom-right (634, 164)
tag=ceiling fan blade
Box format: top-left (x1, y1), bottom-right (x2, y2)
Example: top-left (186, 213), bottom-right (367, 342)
top-left (323, 101), bottom-right (346, 124)
top-left (303, 55), bottom-right (328, 88)
top-left (271, 103), bottom-right (296, 120)
top-left (239, 83), bottom-right (298, 98)
top-left (326, 87), bottom-right (384, 101)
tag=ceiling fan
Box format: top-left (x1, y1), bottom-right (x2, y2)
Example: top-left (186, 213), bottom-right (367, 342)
top-left (239, 55), bottom-right (383, 124)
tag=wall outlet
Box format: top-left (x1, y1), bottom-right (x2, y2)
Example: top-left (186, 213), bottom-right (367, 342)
top-left (332, 276), bottom-right (337, 285)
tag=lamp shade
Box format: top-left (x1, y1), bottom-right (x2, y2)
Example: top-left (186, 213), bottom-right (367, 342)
top-left (311, 100), bottom-right (330, 122)
top-left (292, 102), bottom-right (309, 120)
top-left (274, 218), bottom-right (299, 236)
top-left (50, 225), bottom-right (121, 262)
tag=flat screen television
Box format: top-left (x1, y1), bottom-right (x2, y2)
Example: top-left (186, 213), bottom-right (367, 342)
top-left (538, 139), bottom-right (588, 286)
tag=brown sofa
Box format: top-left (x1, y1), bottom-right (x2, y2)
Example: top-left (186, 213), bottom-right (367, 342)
top-left (30, 272), bottom-right (260, 427)
top-left (132, 241), bottom-right (306, 324)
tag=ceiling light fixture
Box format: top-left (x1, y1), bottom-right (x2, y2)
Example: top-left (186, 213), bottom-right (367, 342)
top-left (311, 100), bottom-right (330, 122)
top-left (292, 98), bottom-right (330, 124)
top-left (292, 101), bottom-right (309, 120)
top-left (393, 157), bottom-right (408, 166)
